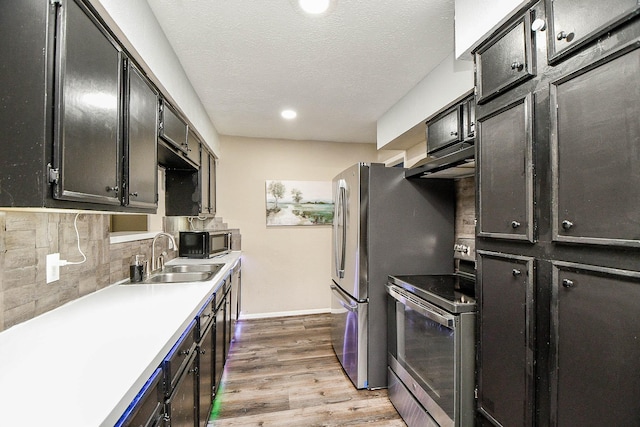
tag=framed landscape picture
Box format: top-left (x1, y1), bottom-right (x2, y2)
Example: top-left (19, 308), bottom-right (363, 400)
top-left (265, 180), bottom-right (333, 226)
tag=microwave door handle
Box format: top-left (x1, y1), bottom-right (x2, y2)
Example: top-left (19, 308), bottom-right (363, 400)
top-left (387, 285), bottom-right (455, 329)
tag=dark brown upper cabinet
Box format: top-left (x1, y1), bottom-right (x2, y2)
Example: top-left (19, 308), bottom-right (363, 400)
top-left (0, 0), bottom-right (159, 213)
top-left (475, 12), bottom-right (536, 104)
top-left (123, 60), bottom-right (159, 211)
top-left (547, 0), bottom-right (640, 64)
top-left (477, 94), bottom-right (535, 242)
top-left (551, 46), bottom-right (640, 247)
top-left (52, 0), bottom-right (123, 207)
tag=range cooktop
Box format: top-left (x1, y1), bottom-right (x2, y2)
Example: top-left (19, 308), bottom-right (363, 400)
top-left (388, 274), bottom-right (477, 313)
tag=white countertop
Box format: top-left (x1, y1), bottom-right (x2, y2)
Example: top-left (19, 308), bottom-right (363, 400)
top-left (0, 251), bottom-right (241, 427)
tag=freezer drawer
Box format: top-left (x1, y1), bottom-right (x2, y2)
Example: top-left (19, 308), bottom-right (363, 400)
top-left (330, 282), bottom-right (368, 389)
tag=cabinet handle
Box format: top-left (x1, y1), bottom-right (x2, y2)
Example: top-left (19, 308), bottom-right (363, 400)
top-left (511, 61), bottom-right (523, 71)
top-left (562, 279), bottom-right (574, 288)
top-left (450, 131), bottom-right (458, 136)
top-left (129, 192), bottom-right (138, 198)
top-left (511, 220), bottom-right (521, 229)
top-left (188, 367), bottom-right (198, 374)
top-left (179, 349), bottom-right (190, 356)
top-left (106, 186), bottom-right (119, 193)
top-left (562, 220), bottom-right (574, 230)
top-left (557, 31), bottom-right (568, 40)
top-left (531, 18), bottom-right (546, 32)
top-left (512, 269), bottom-right (522, 277)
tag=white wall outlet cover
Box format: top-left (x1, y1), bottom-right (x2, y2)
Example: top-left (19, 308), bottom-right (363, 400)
top-left (46, 253), bottom-right (60, 284)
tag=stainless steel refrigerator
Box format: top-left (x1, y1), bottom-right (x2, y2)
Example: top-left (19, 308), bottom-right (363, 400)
top-left (330, 163), bottom-right (455, 389)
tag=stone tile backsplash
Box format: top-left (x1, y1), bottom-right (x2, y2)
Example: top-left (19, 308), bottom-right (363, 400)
top-left (455, 176), bottom-right (476, 240)
top-left (0, 211), bottom-right (176, 332)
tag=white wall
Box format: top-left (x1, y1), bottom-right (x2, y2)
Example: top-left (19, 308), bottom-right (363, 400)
top-left (454, 0), bottom-right (528, 59)
top-left (216, 136), bottom-right (378, 317)
top-left (376, 52), bottom-right (474, 150)
top-left (89, 0), bottom-right (221, 156)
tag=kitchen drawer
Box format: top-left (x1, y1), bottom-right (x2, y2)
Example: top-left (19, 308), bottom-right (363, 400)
top-left (115, 367), bottom-right (164, 427)
top-left (163, 319), bottom-right (197, 395)
top-left (475, 12), bottom-right (535, 104)
top-left (196, 294), bottom-right (215, 341)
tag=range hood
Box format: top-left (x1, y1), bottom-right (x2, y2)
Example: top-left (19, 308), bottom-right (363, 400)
top-left (405, 145), bottom-right (475, 179)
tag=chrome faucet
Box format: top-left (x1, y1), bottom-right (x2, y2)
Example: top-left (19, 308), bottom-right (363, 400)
top-left (151, 232), bottom-right (177, 272)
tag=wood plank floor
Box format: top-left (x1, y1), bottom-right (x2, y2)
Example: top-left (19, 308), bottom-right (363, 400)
top-left (207, 313), bottom-right (406, 427)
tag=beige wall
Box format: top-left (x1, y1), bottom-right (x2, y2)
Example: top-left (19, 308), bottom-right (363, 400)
top-left (216, 136), bottom-right (378, 317)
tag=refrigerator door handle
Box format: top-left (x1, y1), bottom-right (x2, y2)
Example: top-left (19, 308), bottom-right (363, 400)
top-left (334, 179), bottom-right (347, 279)
top-left (331, 284), bottom-right (358, 311)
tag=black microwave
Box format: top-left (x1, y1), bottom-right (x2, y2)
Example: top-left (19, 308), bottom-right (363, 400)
top-left (179, 231), bottom-right (231, 258)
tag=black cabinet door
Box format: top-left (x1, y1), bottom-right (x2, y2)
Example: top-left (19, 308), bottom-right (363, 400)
top-left (547, 0), bottom-right (640, 63)
top-left (125, 61), bottom-right (158, 210)
top-left (551, 262), bottom-right (640, 426)
top-left (160, 101), bottom-right (188, 153)
top-left (53, 0), bottom-right (121, 206)
top-left (198, 320), bottom-right (214, 426)
top-left (213, 296), bottom-right (226, 395)
top-left (551, 47), bottom-right (640, 247)
top-left (478, 94), bottom-right (534, 242)
top-left (119, 368), bottom-right (164, 427)
top-left (186, 128), bottom-right (201, 167)
top-left (224, 286), bottom-right (233, 359)
top-left (477, 251), bottom-right (535, 427)
top-left (166, 353), bottom-right (197, 427)
top-left (200, 149), bottom-right (211, 215)
top-left (475, 13), bottom-right (535, 104)
top-left (426, 104), bottom-right (462, 155)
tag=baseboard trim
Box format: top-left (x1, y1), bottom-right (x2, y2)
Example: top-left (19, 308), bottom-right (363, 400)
top-left (238, 308), bottom-right (330, 320)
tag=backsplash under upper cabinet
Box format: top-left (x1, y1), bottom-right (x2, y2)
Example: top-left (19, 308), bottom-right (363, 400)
top-left (455, 176), bottom-right (476, 240)
top-left (0, 211), bottom-right (175, 332)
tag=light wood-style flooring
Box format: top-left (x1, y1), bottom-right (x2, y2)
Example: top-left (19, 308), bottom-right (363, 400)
top-left (208, 313), bottom-right (405, 426)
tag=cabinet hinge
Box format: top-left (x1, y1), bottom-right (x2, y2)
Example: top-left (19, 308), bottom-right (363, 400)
top-left (48, 164), bottom-right (60, 184)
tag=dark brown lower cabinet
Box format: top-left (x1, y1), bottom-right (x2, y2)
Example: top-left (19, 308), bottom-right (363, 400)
top-left (198, 318), bottom-right (215, 426)
top-left (117, 367), bottom-right (164, 427)
top-left (551, 262), bottom-right (640, 426)
top-left (213, 288), bottom-right (227, 395)
top-left (477, 251), bottom-right (535, 427)
top-left (165, 352), bottom-right (198, 427)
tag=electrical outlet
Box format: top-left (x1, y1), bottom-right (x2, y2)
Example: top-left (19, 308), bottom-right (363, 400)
top-left (46, 253), bottom-right (60, 284)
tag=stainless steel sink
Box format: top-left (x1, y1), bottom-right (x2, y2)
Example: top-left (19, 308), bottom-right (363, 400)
top-left (145, 271), bottom-right (215, 283)
top-left (163, 264), bottom-right (224, 274)
top-left (123, 263), bottom-right (223, 284)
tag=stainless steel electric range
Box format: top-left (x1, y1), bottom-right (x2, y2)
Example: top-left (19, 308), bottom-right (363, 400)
top-left (386, 238), bottom-right (477, 427)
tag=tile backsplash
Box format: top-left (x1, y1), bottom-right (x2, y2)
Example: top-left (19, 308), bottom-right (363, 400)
top-left (455, 176), bottom-right (476, 240)
top-left (0, 211), bottom-right (176, 332)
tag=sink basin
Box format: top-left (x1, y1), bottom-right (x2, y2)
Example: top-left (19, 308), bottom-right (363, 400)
top-left (145, 271), bottom-right (215, 283)
top-left (163, 264), bottom-right (224, 274)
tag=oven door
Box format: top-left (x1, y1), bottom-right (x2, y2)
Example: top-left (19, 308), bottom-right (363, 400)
top-left (387, 284), bottom-right (459, 427)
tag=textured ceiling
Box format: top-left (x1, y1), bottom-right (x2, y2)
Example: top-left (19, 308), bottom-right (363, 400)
top-left (146, 0), bottom-right (454, 143)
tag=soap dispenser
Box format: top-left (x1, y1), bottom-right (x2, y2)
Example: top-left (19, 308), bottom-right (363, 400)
top-left (130, 255), bottom-right (145, 282)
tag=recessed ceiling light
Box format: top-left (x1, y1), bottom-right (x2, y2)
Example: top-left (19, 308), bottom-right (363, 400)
top-left (298, 0), bottom-right (330, 15)
top-left (281, 109), bottom-right (297, 119)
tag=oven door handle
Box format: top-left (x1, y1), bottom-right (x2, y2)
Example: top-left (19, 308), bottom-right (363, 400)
top-left (387, 284), bottom-right (455, 329)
